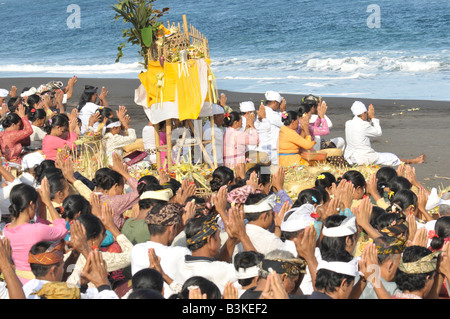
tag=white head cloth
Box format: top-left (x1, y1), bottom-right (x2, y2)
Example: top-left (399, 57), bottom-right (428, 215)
top-left (140, 189), bottom-right (173, 202)
top-left (20, 87), bottom-right (37, 97)
top-left (212, 103), bottom-right (225, 115)
top-left (0, 89), bottom-right (8, 98)
top-left (322, 215), bottom-right (357, 237)
top-left (317, 259), bottom-right (359, 277)
top-left (106, 121), bottom-right (121, 129)
top-left (351, 101), bottom-right (367, 116)
top-left (21, 152), bottom-right (45, 170)
top-left (236, 266), bottom-right (259, 279)
top-left (280, 204), bottom-right (316, 232)
top-left (239, 101), bottom-right (255, 113)
top-left (265, 91), bottom-right (282, 103)
top-left (244, 194), bottom-right (277, 213)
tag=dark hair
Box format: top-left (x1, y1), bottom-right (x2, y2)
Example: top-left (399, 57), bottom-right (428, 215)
top-left (77, 88), bottom-right (97, 111)
top-left (185, 213), bottom-right (217, 251)
top-left (293, 188), bottom-right (323, 208)
top-left (61, 195), bottom-right (91, 221)
top-left (388, 176), bottom-right (412, 197)
top-left (26, 94), bottom-right (41, 108)
top-left (370, 206), bottom-right (387, 229)
top-left (394, 246), bottom-right (436, 292)
top-left (46, 173), bottom-right (68, 200)
top-left (1, 112), bottom-right (21, 129)
top-left (177, 276), bottom-right (222, 299)
top-left (34, 160), bottom-right (56, 184)
top-left (387, 189), bottom-right (417, 214)
top-left (234, 251), bottom-right (264, 287)
top-left (315, 250), bottom-right (355, 293)
top-left (301, 94), bottom-right (319, 108)
top-left (93, 168), bottom-right (124, 191)
top-left (281, 110), bottom-right (298, 126)
top-left (97, 107), bottom-right (114, 122)
top-left (222, 111), bottom-right (241, 128)
top-left (137, 175), bottom-right (160, 195)
top-left (210, 166), bottom-right (234, 192)
top-left (375, 167), bottom-right (397, 197)
top-left (36, 167), bottom-right (62, 185)
top-left (339, 170), bottom-right (366, 190)
top-left (43, 113), bottom-right (69, 135)
top-left (430, 216), bottom-right (450, 252)
top-left (77, 214), bottom-right (105, 241)
top-left (28, 108), bottom-right (47, 123)
top-left (245, 164), bottom-right (271, 187)
top-left (8, 184), bottom-right (39, 218)
top-left (297, 103), bottom-right (312, 117)
top-left (128, 289), bottom-right (165, 299)
top-left (29, 241), bottom-right (62, 277)
top-left (315, 172), bottom-right (337, 190)
top-left (376, 212), bottom-right (403, 230)
top-left (132, 268), bottom-right (164, 293)
top-left (320, 215), bottom-right (356, 255)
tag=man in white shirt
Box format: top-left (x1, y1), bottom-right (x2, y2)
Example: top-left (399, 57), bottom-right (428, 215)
top-left (234, 193), bottom-right (284, 257)
top-left (239, 101), bottom-right (271, 158)
top-left (344, 101), bottom-right (425, 166)
top-left (130, 203), bottom-right (191, 298)
top-left (203, 104), bottom-right (225, 166)
top-left (263, 91), bottom-right (286, 166)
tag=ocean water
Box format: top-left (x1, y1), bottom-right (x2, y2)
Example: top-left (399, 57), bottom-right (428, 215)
top-left (0, 0), bottom-right (449, 101)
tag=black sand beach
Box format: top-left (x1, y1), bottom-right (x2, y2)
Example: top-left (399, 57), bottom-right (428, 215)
top-left (1, 76), bottom-right (449, 190)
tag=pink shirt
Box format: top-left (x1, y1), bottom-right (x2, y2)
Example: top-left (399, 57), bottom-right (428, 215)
top-left (98, 177), bottom-right (140, 230)
top-left (3, 219), bottom-right (68, 284)
top-left (296, 117), bottom-right (329, 141)
top-left (223, 127), bottom-right (259, 167)
top-left (42, 132), bottom-right (78, 160)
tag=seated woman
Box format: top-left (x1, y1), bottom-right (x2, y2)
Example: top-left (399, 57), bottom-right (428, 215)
top-left (278, 110), bottom-right (315, 167)
top-left (41, 111), bottom-right (78, 161)
top-left (0, 104), bottom-right (33, 163)
top-left (223, 111), bottom-right (259, 167)
top-left (28, 108), bottom-right (47, 150)
top-left (103, 106), bottom-right (136, 165)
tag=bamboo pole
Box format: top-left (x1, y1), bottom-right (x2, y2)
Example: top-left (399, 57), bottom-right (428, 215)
top-left (166, 119), bottom-right (173, 170)
top-left (155, 123), bottom-right (161, 171)
top-left (182, 15), bottom-right (190, 44)
top-left (210, 115), bottom-right (217, 169)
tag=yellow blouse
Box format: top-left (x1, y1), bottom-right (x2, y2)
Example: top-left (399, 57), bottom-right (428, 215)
top-left (278, 125), bottom-right (315, 167)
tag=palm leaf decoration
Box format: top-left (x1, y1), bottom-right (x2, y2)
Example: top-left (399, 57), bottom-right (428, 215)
top-left (112, 0), bottom-right (169, 69)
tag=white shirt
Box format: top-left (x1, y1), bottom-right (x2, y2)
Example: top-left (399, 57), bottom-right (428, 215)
top-left (173, 255), bottom-right (237, 294)
top-left (344, 116), bottom-right (382, 165)
top-left (104, 129), bottom-right (137, 164)
top-left (78, 102), bottom-right (100, 134)
top-left (23, 279), bottom-right (119, 299)
top-left (131, 241), bottom-right (191, 298)
top-left (233, 223), bottom-right (284, 257)
top-left (30, 125), bottom-right (46, 148)
top-left (264, 106), bottom-right (283, 165)
top-left (19, 172), bottom-right (38, 188)
top-left (203, 121), bottom-right (224, 165)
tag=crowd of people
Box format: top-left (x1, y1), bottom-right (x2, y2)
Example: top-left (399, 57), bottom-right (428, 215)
top-left (0, 77), bottom-right (447, 300)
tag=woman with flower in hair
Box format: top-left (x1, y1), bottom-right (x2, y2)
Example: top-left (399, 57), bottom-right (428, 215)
top-left (278, 110), bottom-right (315, 167)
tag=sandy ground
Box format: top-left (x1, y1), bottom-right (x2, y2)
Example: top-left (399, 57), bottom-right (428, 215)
top-left (1, 76), bottom-right (449, 190)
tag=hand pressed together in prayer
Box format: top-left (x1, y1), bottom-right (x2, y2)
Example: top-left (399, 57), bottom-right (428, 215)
top-left (260, 270), bottom-right (289, 299)
top-left (271, 166), bottom-right (285, 193)
top-left (211, 185), bottom-right (228, 219)
top-left (80, 249), bottom-right (110, 289)
top-left (223, 282), bottom-right (239, 299)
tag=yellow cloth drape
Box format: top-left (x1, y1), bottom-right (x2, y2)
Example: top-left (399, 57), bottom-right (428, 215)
top-left (139, 59), bottom-right (212, 121)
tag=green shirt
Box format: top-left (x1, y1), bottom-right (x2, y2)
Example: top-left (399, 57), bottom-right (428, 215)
top-left (122, 218), bottom-right (150, 245)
